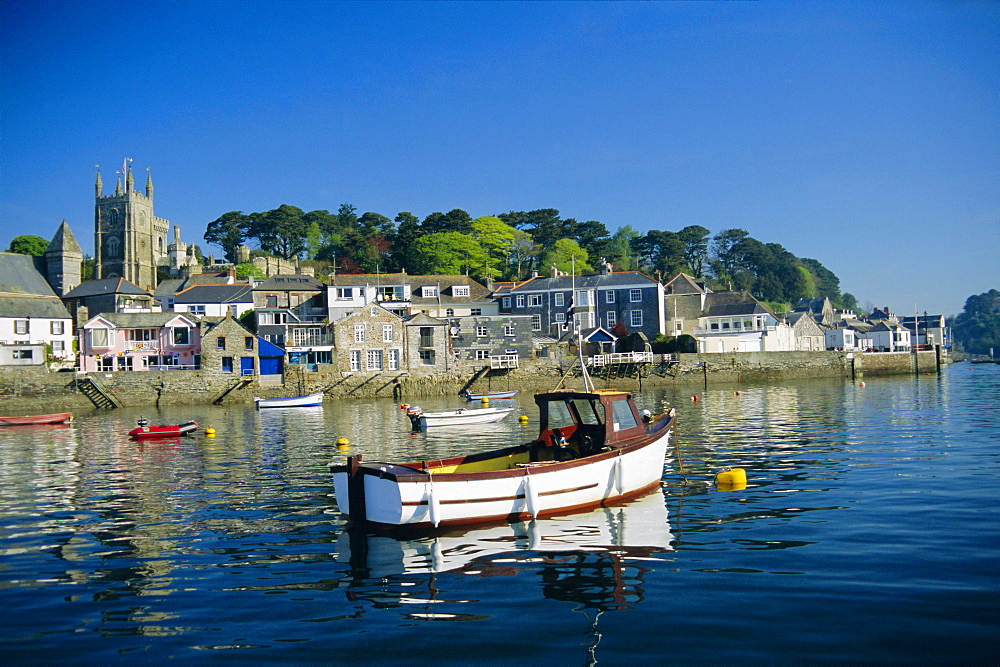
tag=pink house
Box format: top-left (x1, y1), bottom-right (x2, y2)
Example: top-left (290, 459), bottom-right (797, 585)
top-left (79, 312), bottom-right (202, 372)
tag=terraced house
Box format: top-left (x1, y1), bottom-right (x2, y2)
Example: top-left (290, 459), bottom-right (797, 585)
top-left (497, 264), bottom-right (666, 342)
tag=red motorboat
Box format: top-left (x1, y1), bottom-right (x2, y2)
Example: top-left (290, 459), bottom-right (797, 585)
top-left (0, 412), bottom-right (72, 426)
top-left (129, 419), bottom-right (199, 439)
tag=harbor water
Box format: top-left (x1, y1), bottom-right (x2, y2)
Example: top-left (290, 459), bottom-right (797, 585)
top-left (1, 364), bottom-right (997, 663)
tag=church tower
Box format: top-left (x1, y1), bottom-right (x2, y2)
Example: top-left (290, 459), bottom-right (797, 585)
top-left (94, 162), bottom-right (170, 289)
top-left (46, 220), bottom-right (83, 296)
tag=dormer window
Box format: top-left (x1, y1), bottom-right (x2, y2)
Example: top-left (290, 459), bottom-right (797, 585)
top-left (422, 286), bottom-right (437, 298)
top-left (452, 285), bottom-right (470, 297)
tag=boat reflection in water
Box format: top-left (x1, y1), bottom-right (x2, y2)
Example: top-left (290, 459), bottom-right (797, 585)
top-left (337, 488), bottom-right (674, 614)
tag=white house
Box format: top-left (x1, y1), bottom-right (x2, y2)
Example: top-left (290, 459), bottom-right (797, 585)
top-left (172, 284), bottom-right (254, 318)
top-left (693, 292), bottom-right (796, 353)
top-left (0, 252), bottom-right (75, 363)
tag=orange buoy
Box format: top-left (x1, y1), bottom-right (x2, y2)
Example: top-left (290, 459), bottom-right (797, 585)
top-left (691, 395), bottom-right (699, 402)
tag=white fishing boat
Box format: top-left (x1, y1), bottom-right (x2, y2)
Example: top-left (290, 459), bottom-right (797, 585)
top-left (332, 388), bottom-right (675, 530)
top-left (254, 392), bottom-right (325, 409)
top-left (405, 405), bottom-right (515, 429)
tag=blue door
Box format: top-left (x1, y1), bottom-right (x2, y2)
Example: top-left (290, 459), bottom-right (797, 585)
top-left (240, 357), bottom-right (255, 376)
top-left (259, 356), bottom-right (283, 375)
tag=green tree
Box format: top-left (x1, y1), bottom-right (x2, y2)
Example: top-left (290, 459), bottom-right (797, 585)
top-left (470, 216), bottom-right (518, 277)
top-left (508, 229), bottom-right (539, 280)
top-left (391, 211), bottom-right (422, 273)
top-left (607, 226), bottom-right (640, 271)
top-left (677, 225), bottom-right (711, 277)
top-left (540, 238), bottom-right (592, 275)
top-left (951, 289), bottom-right (1000, 356)
top-left (250, 205), bottom-right (307, 259)
top-left (204, 211), bottom-right (252, 262)
top-left (234, 263), bottom-right (266, 280)
top-left (411, 232), bottom-right (489, 277)
top-left (7, 234), bottom-right (48, 256)
top-left (422, 209), bottom-right (472, 235)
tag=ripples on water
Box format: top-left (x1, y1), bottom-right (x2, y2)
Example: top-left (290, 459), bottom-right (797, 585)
top-left (0, 366), bottom-right (997, 663)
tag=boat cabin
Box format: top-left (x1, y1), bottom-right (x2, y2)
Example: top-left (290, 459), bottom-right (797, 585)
top-left (533, 389), bottom-right (646, 460)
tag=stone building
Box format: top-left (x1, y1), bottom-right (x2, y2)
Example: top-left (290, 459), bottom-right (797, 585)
top-left (403, 311), bottom-right (450, 377)
top-left (331, 303), bottom-right (405, 376)
top-left (200, 315), bottom-right (274, 378)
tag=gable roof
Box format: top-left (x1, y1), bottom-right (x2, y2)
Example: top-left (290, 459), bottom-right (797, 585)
top-left (509, 271), bottom-right (658, 293)
top-left (0, 252), bottom-right (72, 318)
top-left (85, 312), bottom-right (200, 328)
top-left (173, 284), bottom-right (254, 304)
top-left (253, 274), bottom-right (324, 291)
top-left (47, 220), bottom-right (82, 254)
top-left (664, 273), bottom-right (711, 295)
top-left (63, 277), bottom-right (151, 299)
top-left (404, 311), bottom-right (447, 326)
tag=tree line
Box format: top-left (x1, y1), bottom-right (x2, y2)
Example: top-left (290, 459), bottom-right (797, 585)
top-left (950, 289), bottom-right (1000, 356)
top-left (204, 204), bottom-right (855, 310)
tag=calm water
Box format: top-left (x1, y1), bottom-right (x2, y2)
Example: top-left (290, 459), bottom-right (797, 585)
top-left (1, 365), bottom-right (997, 664)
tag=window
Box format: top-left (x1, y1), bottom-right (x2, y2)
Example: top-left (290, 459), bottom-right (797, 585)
top-left (501, 297), bottom-right (511, 309)
top-left (555, 313), bottom-right (566, 323)
top-left (529, 294), bottom-right (542, 307)
top-left (476, 326), bottom-right (488, 337)
top-left (13, 349), bottom-right (32, 360)
top-left (531, 315), bottom-right (542, 331)
top-left (387, 349), bottom-right (400, 371)
top-left (335, 287), bottom-right (353, 300)
top-left (470, 308), bottom-right (481, 316)
top-left (173, 328), bottom-right (191, 345)
top-left (119, 356), bottom-right (134, 371)
top-left (419, 327), bottom-right (434, 347)
top-left (99, 356), bottom-right (114, 372)
top-left (516, 295), bottom-right (525, 308)
top-left (630, 310), bottom-right (643, 327)
top-left (349, 350), bottom-right (361, 372)
top-left (607, 311), bottom-right (616, 327)
top-left (222, 356), bottom-right (233, 372)
top-left (91, 328), bottom-right (109, 347)
top-left (14, 320), bottom-right (28, 334)
top-left (611, 400), bottom-right (639, 432)
top-left (217, 336), bottom-right (226, 350)
top-left (266, 295), bottom-right (278, 308)
top-left (554, 293), bottom-right (565, 307)
top-left (421, 285), bottom-right (437, 298)
top-left (189, 305), bottom-right (206, 316)
top-left (52, 341), bottom-right (64, 354)
top-left (419, 350), bottom-right (435, 365)
top-left (504, 325), bottom-right (516, 337)
top-left (606, 291), bottom-right (615, 304)
top-left (51, 321), bottom-right (65, 335)
top-left (630, 289), bottom-right (642, 303)
top-left (452, 285), bottom-right (470, 297)
top-left (475, 349), bottom-right (489, 360)
top-left (244, 336), bottom-right (254, 350)
top-left (366, 349), bottom-right (383, 371)
top-left (446, 308), bottom-right (454, 317)
top-left (383, 324), bottom-right (394, 343)
top-left (354, 324), bottom-right (366, 343)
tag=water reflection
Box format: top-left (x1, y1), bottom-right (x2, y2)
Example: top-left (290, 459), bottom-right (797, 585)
top-left (336, 490), bottom-right (674, 612)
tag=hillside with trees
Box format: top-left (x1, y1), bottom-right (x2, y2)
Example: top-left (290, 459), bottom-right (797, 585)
top-left (950, 289), bottom-right (1000, 356)
top-left (204, 204), bottom-right (856, 311)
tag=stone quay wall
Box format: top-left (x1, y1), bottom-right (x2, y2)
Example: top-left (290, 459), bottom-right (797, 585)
top-left (0, 349), bottom-right (942, 411)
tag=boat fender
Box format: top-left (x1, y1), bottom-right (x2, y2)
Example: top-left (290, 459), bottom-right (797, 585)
top-left (424, 483), bottom-right (441, 527)
top-left (613, 454), bottom-right (625, 495)
top-left (522, 474), bottom-right (540, 518)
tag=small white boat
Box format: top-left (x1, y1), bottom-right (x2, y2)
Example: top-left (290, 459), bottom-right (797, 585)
top-left (461, 389), bottom-right (517, 400)
top-left (332, 388), bottom-right (676, 530)
top-left (405, 405), bottom-right (515, 429)
top-left (254, 393), bottom-right (325, 409)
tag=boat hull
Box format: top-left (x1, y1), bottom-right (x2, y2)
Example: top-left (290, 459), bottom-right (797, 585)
top-left (461, 390), bottom-right (517, 400)
top-left (255, 393), bottom-right (324, 409)
top-left (417, 407), bottom-right (515, 427)
top-left (0, 412), bottom-right (71, 426)
top-left (332, 425), bottom-right (672, 529)
top-left (129, 421), bottom-right (199, 438)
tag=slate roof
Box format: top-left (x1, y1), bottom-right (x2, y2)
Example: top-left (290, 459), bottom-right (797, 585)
top-left (88, 312), bottom-right (200, 328)
top-left (47, 221), bottom-right (82, 254)
top-left (701, 291), bottom-right (775, 318)
top-left (253, 275), bottom-right (324, 291)
top-left (664, 273), bottom-right (711, 295)
top-left (63, 278), bottom-right (151, 299)
top-left (508, 271), bottom-right (658, 292)
top-left (173, 284), bottom-right (253, 304)
top-left (0, 252), bottom-right (72, 318)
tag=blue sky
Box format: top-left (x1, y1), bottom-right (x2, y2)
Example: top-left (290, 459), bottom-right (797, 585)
top-left (1, 0), bottom-right (997, 317)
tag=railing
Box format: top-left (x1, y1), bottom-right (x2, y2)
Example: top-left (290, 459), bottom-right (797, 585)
top-left (589, 351), bottom-right (653, 366)
top-left (490, 354), bottom-right (519, 369)
top-left (287, 334), bottom-right (334, 346)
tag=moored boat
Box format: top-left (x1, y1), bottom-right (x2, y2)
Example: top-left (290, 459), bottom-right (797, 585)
top-left (129, 420), bottom-right (199, 439)
top-left (405, 405), bottom-right (515, 430)
top-left (460, 389), bottom-right (517, 400)
top-left (332, 388), bottom-right (676, 530)
top-left (0, 412), bottom-right (72, 426)
top-left (254, 393), bottom-right (325, 409)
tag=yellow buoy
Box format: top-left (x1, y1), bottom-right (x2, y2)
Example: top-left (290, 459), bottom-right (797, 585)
top-left (519, 414), bottom-right (529, 424)
top-left (716, 468), bottom-right (747, 490)
top-left (481, 397), bottom-right (490, 406)
top-left (204, 427), bottom-right (216, 437)
top-left (336, 437), bottom-right (349, 450)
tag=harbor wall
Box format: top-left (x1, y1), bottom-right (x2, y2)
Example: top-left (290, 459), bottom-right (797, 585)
top-left (0, 349), bottom-right (942, 410)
